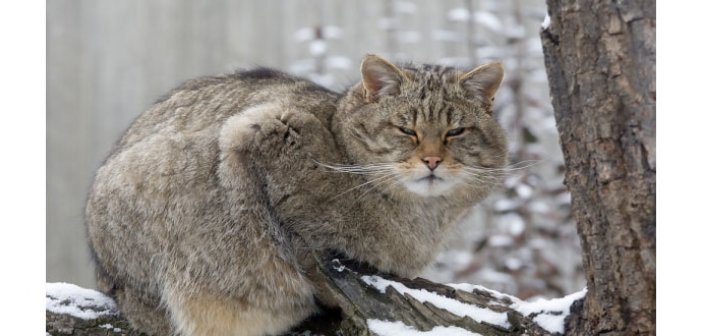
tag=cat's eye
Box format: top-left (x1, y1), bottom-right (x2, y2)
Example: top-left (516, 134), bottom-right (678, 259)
top-left (398, 126), bottom-right (417, 136)
top-left (446, 127), bottom-right (466, 137)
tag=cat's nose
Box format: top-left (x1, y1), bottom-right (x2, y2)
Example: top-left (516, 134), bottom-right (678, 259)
top-left (422, 156), bottom-right (442, 171)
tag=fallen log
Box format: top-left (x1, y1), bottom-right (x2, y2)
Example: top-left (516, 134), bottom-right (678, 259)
top-left (47, 253), bottom-right (585, 336)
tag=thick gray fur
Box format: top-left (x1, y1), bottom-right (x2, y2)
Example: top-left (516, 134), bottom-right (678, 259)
top-left (86, 55), bottom-right (507, 336)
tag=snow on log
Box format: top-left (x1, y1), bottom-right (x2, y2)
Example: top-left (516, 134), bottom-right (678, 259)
top-left (46, 283), bottom-right (139, 335)
top-left (46, 253), bottom-right (585, 336)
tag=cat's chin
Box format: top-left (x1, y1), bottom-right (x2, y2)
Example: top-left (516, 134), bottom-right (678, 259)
top-left (402, 176), bottom-right (456, 197)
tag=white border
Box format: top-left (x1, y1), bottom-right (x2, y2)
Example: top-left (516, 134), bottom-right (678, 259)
top-left (658, 1), bottom-right (702, 335)
top-left (0, 1), bottom-right (46, 334)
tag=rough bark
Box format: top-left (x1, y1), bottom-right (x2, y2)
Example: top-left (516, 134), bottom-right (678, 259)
top-left (47, 310), bottom-right (141, 336)
top-left (47, 253), bottom-right (570, 336)
top-left (540, 1), bottom-right (655, 335)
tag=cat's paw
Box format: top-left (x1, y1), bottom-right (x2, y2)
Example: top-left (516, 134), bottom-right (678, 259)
top-left (220, 103), bottom-right (288, 155)
top-left (274, 109), bottom-right (332, 150)
top-left (219, 103), bottom-right (328, 163)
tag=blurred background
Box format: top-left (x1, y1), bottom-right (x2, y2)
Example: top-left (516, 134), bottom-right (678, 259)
top-left (47, 0), bottom-right (584, 299)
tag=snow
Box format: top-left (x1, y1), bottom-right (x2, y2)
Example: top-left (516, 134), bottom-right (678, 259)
top-left (527, 200), bottom-right (550, 214)
top-left (533, 314), bottom-right (565, 334)
top-left (511, 288), bottom-right (587, 334)
top-left (46, 282), bottom-right (118, 320)
top-left (309, 40), bottom-right (327, 56)
top-left (363, 276), bottom-right (584, 334)
top-left (512, 288), bottom-right (587, 316)
top-left (332, 258), bottom-right (347, 272)
top-left (542, 14), bottom-right (551, 29)
top-left (516, 183), bottom-right (533, 199)
top-left (368, 320), bottom-right (480, 336)
top-left (99, 323), bottom-right (122, 332)
top-left (362, 276), bottom-right (511, 329)
top-left (45, 272), bottom-right (582, 334)
top-left (488, 234), bottom-right (513, 247)
top-left (510, 288), bottom-right (587, 334)
top-left (503, 213), bottom-right (526, 235)
top-left (449, 283), bottom-right (587, 334)
top-left (505, 257), bottom-right (523, 271)
top-left (556, 192), bottom-right (571, 205)
top-left (494, 198), bottom-right (522, 212)
top-left (448, 283), bottom-right (518, 304)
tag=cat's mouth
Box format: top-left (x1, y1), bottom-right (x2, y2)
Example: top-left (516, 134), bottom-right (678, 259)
top-left (418, 174), bottom-right (443, 183)
top-left (403, 173), bottom-right (454, 196)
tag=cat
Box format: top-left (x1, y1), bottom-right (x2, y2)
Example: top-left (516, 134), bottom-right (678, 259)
top-left (85, 54), bottom-right (507, 336)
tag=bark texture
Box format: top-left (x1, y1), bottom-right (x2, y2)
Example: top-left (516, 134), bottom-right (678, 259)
top-left (540, 1), bottom-right (655, 335)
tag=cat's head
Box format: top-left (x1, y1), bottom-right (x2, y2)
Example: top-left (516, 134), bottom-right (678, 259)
top-left (334, 54), bottom-right (508, 198)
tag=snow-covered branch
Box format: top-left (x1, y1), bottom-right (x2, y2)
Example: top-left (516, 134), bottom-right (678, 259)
top-left (47, 252), bottom-right (584, 336)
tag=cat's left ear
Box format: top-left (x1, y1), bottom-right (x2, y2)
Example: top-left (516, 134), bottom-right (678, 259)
top-left (360, 54), bottom-right (408, 101)
top-left (459, 62), bottom-right (504, 103)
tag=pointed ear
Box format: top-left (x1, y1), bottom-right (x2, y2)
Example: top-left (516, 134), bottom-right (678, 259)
top-left (459, 62), bottom-right (504, 102)
top-left (360, 54), bottom-right (407, 101)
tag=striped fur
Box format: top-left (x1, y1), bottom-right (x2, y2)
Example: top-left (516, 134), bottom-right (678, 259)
top-left (85, 54), bottom-right (507, 335)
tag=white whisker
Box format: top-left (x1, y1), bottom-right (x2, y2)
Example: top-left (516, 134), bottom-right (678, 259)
top-left (314, 160), bottom-right (398, 175)
top-left (457, 170), bottom-right (503, 186)
top-left (468, 160), bottom-right (541, 172)
top-left (358, 173), bottom-right (403, 198)
top-left (330, 172), bottom-right (397, 200)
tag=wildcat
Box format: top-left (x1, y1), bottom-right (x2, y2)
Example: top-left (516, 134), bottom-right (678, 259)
top-left (85, 54), bottom-right (507, 336)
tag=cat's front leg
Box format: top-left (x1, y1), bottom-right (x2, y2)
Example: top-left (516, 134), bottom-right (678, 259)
top-left (219, 102), bottom-right (348, 307)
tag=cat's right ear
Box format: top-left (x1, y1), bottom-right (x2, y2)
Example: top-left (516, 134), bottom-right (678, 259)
top-left (360, 54), bottom-right (407, 101)
top-left (458, 62), bottom-right (504, 104)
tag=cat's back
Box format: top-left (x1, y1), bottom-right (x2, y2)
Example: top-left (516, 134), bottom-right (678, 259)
top-left (87, 67), bottom-right (340, 243)
top-left (114, 68), bottom-right (338, 153)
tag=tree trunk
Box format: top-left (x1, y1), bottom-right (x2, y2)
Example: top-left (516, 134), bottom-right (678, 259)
top-left (540, 1), bottom-right (655, 335)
